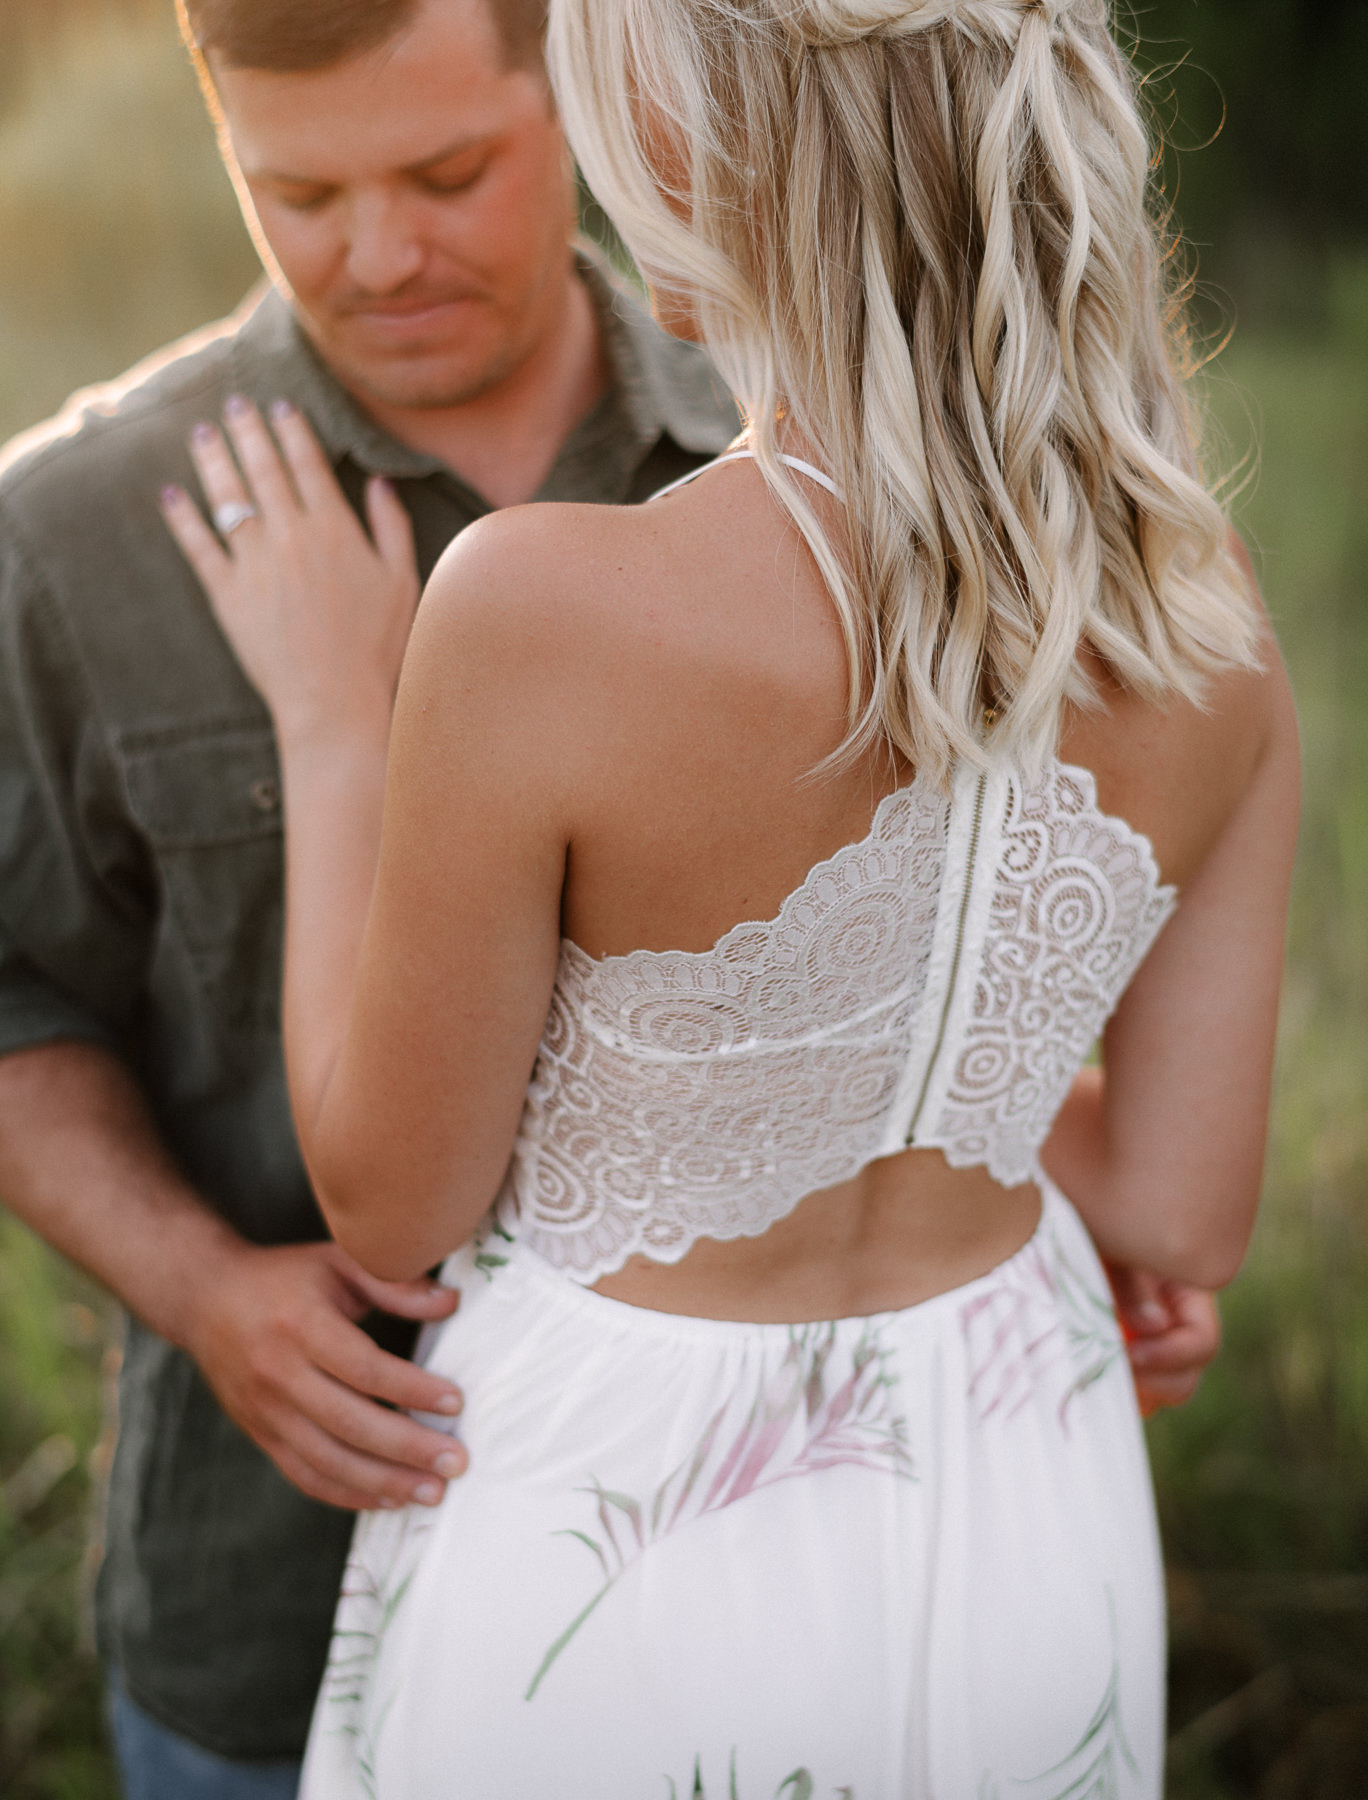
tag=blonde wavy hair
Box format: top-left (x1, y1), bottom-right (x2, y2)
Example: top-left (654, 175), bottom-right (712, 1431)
top-left (548, 0), bottom-right (1259, 781)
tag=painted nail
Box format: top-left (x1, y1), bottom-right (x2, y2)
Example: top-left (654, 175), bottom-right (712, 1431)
top-left (192, 421), bottom-right (216, 444)
top-left (160, 484), bottom-right (182, 506)
top-left (433, 1451), bottom-right (464, 1479)
top-left (224, 392), bottom-right (250, 418)
top-left (270, 397), bottom-right (294, 422)
top-left (434, 1392), bottom-right (463, 1416)
top-left (414, 1481), bottom-right (443, 1506)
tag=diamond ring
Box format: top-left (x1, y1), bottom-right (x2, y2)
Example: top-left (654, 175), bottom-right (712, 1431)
top-left (213, 500), bottom-right (258, 537)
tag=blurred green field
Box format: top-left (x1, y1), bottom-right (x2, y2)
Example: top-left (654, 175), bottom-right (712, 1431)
top-left (0, 6), bottom-right (1365, 1797)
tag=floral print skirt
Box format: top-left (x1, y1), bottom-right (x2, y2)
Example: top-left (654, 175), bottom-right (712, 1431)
top-left (299, 1178), bottom-right (1164, 1799)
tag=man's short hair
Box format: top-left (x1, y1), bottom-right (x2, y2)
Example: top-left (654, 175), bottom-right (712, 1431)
top-left (176, 0), bottom-right (548, 73)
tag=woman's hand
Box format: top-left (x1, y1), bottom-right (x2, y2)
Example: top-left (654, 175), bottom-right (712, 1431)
top-left (161, 397), bottom-right (423, 1173)
top-left (160, 395), bottom-right (420, 745)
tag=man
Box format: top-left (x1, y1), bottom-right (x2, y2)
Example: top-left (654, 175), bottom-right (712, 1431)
top-left (0, 0), bottom-right (1218, 1793)
top-left (0, 0), bottom-right (736, 1792)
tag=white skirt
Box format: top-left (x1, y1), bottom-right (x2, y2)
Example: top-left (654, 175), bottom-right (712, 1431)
top-left (300, 1179), bottom-right (1164, 1799)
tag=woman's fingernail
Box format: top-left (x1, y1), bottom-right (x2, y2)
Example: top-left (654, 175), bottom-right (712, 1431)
top-left (160, 484), bottom-right (182, 506)
top-left (192, 421), bottom-right (216, 445)
top-left (434, 1391), bottom-right (463, 1416)
top-left (270, 397), bottom-right (294, 422)
top-left (433, 1452), bottom-right (464, 1479)
top-left (224, 393), bottom-right (251, 419)
top-left (414, 1481), bottom-right (443, 1507)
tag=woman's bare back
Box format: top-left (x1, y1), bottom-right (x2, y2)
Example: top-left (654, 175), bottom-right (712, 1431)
top-left (445, 456), bottom-right (1298, 1321)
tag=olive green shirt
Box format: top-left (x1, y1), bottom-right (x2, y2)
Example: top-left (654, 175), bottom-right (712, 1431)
top-left (0, 259), bottom-right (736, 1758)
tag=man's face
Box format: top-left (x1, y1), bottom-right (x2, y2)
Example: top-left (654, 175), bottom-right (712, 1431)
top-left (212, 0), bottom-right (575, 412)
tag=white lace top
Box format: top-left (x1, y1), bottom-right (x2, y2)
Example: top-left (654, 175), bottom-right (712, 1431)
top-left (497, 758), bottom-right (1177, 1284)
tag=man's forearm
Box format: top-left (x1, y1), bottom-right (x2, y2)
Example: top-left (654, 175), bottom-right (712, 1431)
top-left (0, 1038), bottom-right (245, 1349)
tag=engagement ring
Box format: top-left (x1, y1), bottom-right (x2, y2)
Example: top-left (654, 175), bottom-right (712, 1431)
top-left (213, 501), bottom-right (258, 536)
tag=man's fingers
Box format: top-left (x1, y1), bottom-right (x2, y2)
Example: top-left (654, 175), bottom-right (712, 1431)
top-left (296, 1365), bottom-right (467, 1478)
top-left (344, 1256), bottom-right (461, 1323)
top-left (319, 1324), bottom-right (465, 1419)
top-left (1128, 1323), bottom-right (1215, 1372)
top-left (260, 1437), bottom-right (379, 1514)
top-left (261, 1413), bottom-right (460, 1512)
top-left (1106, 1261), bottom-right (1170, 1338)
top-left (277, 1410), bottom-right (460, 1507)
top-left (222, 395), bottom-right (300, 519)
top-left (1134, 1370), bottom-right (1202, 1418)
top-left (1128, 1286), bottom-right (1222, 1370)
top-left (1125, 1284), bottom-right (1221, 1416)
top-left (160, 485), bottom-right (232, 591)
top-left (269, 399), bottom-right (345, 516)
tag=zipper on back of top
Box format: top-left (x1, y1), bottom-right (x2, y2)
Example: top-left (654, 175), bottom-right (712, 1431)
top-left (904, 769), bottom-right (989, 1147)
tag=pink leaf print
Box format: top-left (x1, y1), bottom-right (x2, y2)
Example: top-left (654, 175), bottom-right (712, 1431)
top-left (961, 1222), bottom-right (1122, 1430)
top-left (528, 1322), bottom-right (913, 1699)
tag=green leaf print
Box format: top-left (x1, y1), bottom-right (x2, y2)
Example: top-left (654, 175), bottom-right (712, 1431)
top-left (962, 1215), bottom-right (1124, 1430)
top-left (980, 1596), bottom-right (1138, 1800)
top-left (470, 1213), bottom-right (515, 1280)
top-left (664, 1754), bottom-right (850, 1799)
top-left (317, 1509), bottom-right (437, 1783)
top-left (527, 1321), bottom-right (913, 1699)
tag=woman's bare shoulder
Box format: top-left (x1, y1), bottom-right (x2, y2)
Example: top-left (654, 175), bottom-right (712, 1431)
top-left (392, 497), bottom-right (715, 834)
top-left (1061, 536), bottom-right (1299, 889)
top-left (409, 498), bottom-right (700, 699)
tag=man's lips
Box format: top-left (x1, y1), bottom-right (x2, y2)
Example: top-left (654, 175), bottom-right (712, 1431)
top-left (337, 294), bottom-right (486, 335)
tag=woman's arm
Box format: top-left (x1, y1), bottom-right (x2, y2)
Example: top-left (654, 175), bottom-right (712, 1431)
top-left (299, 522), bottom-right (574, 1278)
top-left (164, 400), bottom-right (576, 1280)
top-left (1043, 643), bottom-right (1301, 1288)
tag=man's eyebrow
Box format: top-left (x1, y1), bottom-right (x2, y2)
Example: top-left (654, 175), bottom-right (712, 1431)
top-left (252, 134), bottom-right (491, 187)
top-left (402, 133), bottom-right (492, 174)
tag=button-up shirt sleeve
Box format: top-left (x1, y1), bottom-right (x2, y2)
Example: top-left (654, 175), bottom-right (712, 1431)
top-left (0, 502), bottom-right (152, 1059)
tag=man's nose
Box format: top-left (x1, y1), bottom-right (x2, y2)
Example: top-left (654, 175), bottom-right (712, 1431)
top-left (344, 188), bottom-right (427, 294)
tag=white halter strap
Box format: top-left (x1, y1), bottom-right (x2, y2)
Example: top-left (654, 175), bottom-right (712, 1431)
top-left (648, 448), bottom-right (840, 502)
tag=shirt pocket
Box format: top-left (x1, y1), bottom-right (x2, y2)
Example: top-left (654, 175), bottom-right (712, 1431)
top-left (119, 719), bottom-right (284, 1032)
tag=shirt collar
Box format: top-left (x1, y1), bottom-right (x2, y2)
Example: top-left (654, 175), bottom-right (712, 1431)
top-left (226, 248), bottom-right (737, 488)
top-left (575, 242), bottom-right (738, 460)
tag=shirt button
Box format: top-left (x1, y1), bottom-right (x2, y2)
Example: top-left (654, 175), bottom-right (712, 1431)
top-left (249, 777), bottom-right (281, 814)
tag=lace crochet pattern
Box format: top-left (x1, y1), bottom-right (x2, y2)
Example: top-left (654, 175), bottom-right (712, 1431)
top-left (916, 765), bottom-right (1178, 1185)
top-left (499, 763), bottom-right (1176, 1283)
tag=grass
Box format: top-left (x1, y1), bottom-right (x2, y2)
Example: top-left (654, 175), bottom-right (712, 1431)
top-left (0, 0), bottom-right (258, 441)
top-left (1149, 264), bottom-right (1368, 1797)
top-left (0, 1218), bottom-right (118, 1799)
top-left (0, 9), bottom-right (1366, 1797)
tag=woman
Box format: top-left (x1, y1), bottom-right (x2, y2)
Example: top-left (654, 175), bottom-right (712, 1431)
top-left (163, 0), bottom-right (1298, 1792)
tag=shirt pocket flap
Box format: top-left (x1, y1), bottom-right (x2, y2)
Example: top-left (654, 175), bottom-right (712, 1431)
top-left (121, 723), bottom-right (283, 848)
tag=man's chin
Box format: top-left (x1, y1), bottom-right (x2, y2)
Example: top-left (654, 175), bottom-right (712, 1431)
top-left (329, 355), bottom-right (509, 416)
top-left (304, 318), bottom-right (525, 418)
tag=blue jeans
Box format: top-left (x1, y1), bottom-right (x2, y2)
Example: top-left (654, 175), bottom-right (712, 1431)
top-left (108, 1679), bottom-right (302, 1800)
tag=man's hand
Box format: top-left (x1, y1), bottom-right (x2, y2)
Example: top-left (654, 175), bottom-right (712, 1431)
top-left (187, 1238), bottom-right (466, 1513)
top-left (0, 1043), bottom-right (468, 1516)
top-left (1107, 1262), bottom-right (1222, 1417)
